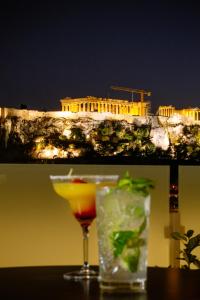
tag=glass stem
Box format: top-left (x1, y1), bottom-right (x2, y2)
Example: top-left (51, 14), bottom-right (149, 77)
top-left (81, 225), bottom-right (90, 271)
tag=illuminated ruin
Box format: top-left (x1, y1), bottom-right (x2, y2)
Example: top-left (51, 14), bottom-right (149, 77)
top-left (158, 106), bottom-right (200, 122)
top-left (0, 95), bottom-right (199, 162)
top-left (60, 96), bottom-right (150, 116)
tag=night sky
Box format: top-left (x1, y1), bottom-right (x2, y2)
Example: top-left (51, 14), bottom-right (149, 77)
top-left (0, 0), bottom-right (200, 113)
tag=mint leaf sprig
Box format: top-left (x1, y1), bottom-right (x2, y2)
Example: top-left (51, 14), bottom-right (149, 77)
top-left (117, 172), bottom-right (154, 196)
top-left (111, 217), bottom-right (147, 258)
top-left (111, 218), bottom-right (147, 272)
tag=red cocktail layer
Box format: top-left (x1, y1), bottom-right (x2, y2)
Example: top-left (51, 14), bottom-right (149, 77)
top-left (74, 207), bottom-right (96, 226)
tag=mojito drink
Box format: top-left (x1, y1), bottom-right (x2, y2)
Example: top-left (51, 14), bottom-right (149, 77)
top-left (96, 174), bottom-right (153, 293)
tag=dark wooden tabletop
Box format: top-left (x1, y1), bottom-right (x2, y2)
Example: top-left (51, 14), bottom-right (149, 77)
top-left (0, 266), bottom-right (200, 300)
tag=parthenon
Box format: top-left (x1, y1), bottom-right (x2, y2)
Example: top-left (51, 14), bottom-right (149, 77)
top-left (60, 96), bottom-right (150, 116)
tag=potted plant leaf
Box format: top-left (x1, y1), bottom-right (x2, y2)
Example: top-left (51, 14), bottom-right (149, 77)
top-left (171, 229), bottom-right (200, 269)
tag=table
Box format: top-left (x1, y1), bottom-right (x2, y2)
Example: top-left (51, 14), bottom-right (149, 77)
top-left (0, 266), bottom-right (200, 299)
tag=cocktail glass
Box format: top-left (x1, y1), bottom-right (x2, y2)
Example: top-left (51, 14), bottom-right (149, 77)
top-left (96, 184), bottom-right (151, 293)
top-left (49, 174), bottom-right (118, 280)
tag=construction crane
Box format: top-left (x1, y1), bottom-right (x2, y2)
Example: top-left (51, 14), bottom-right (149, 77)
top-left (110, 86), bottom-right (151, 103)
top-left (110, 85), bottom-right (151, 116)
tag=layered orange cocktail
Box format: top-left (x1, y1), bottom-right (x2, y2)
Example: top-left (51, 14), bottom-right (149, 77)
top-left (52, 178), bottom-right (96, 226)
top-left (50, 174), bottom-right (119, 280)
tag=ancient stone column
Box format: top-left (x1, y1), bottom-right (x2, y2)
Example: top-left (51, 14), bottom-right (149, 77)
top-left (91, 102), bottom-right (94, 112)
top-left (98, 102), bottom-right (101, 112)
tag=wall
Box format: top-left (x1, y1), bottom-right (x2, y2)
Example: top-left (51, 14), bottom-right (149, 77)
top-left (1, 106), bottom-right (199, 124)
top-left (179, 166), bottom-right (200, 239)
top-left (0, 106), bottom-right (146, 122)
top-left (0, 164), bottom-right (170, 268)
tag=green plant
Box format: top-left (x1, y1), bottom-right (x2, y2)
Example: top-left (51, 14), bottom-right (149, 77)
top-left (171, 229), bottom-right (200, 269)
top-left (117, 171), bottom-right (154, 196)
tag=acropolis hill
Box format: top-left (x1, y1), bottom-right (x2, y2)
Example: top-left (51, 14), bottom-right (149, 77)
top-left (0, 95), bottom-right (200, 162)
top-left (0, 95), bottom-right (200, 122)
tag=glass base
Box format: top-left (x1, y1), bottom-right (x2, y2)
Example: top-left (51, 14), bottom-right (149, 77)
top-left (63, 268), bottom-right (98, 280)
top-left (99, 279), bottom-right (146, 294)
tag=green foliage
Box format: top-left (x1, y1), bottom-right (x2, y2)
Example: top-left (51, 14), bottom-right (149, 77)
top-left (70, 127), bottom-right (86, 142)
top-left (123, 248), bottom-right (140, 272)
top-left (117, 171), bottom-right (154, 196)
top-left (171, 229), bottom-right (200, 269)
top-left (111, 231), bottom-right (136, 257)
top-left (111, 226), bottom-right (146, 272)
top-left (2, 116), bottom-right (200, 162)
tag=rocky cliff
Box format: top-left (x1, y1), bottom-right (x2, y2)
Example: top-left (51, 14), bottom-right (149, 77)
top-left (0, 110), bottom-right (199, 162)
